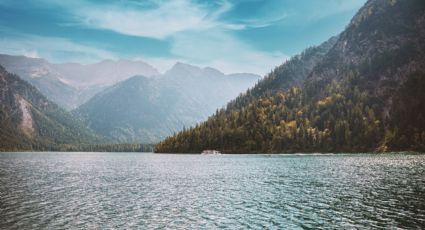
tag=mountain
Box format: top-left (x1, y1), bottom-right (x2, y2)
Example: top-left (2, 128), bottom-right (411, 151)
top-left (0, 65), bottom-right (99, 151)
top-left (74, 64), bottom-right (261, 143)
top-left (0, 55), bottom-right (80, 110)
top-left (0, 55), bottom-right (159, 109)
top-left (222, 36), bottom-right (338, 111)
top-left (161, 63), bottom-right (261, 116)
top-left (53, 59), bottom-right (159, 88)
top-left (155, 0), bottom-right (425, 153)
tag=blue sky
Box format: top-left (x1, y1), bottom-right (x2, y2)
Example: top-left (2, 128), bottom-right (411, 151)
top-left (0, 0), bottom-right (366, 74)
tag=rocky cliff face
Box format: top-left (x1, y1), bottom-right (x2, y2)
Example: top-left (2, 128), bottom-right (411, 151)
top-left (306, 0), bottom-right (425, 99)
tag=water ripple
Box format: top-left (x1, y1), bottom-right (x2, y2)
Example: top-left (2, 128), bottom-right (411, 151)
top-left (0, 153), bottom-right (424, 229)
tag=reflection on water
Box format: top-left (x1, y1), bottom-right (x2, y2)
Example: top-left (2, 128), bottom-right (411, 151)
top-left (0, 153), bottom-right (424, 229)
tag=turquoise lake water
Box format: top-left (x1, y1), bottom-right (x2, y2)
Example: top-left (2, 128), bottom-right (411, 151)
top-left (0, 152), bottom-right (424, 229)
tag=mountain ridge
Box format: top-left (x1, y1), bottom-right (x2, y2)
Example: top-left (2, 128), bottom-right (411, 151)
top-left (0, 65), bottom-right (100, 151)
top-left (74, 64), bottom-right (261, 143)
top-left (0, 54), bottom-right (160, 110)
top-left (155, 0), bottom-right (425, 153)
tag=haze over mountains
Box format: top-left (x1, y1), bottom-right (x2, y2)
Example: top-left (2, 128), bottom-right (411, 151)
top-left (0, 55), bottom-right (260, 148)
top-left (54, 59), bottom-right (160, 88)
top-left (75, 62), bottom-right (260, 143)
top-left (0, 55), bottom-right (160, 109)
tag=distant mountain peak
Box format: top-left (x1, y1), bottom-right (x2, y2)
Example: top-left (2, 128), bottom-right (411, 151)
top-left (168, 62), bottom-right (202, 73)
top-left (203, 67), bottom-right (224, 76)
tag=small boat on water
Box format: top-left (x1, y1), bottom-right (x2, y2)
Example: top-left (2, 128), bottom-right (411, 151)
top-left (201, 150), bottom-right (222, 155)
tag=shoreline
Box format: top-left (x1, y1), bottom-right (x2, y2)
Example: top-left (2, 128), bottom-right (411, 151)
top-left (1, 151), bottom-right (423, 155)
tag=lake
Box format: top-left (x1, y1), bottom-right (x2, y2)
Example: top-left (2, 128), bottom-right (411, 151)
top-left (0, 152), bottom-right (424, 229)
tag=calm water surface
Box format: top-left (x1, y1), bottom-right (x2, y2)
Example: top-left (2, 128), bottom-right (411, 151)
top-left (0, 152), bottom-right (424, 229)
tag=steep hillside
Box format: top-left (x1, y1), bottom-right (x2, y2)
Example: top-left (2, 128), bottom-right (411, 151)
top-left (75, 65), bottom-right (261, 143)
top-left (225, 36), bottom-right (337, 111)
top-left (0, 55), bottom-right (80, 109)
top-left (305, 0), bottom-right (425, 99)
top-left (155, 0), bottom-right (425, 153)
top-left (0, 65), bottom-right (99, 151)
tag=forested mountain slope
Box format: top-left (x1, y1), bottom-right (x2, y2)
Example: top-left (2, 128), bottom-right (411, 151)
top-left (155, 0), bottom-right (425, 153)
top-left (0, 65), bottom-right (99, 151)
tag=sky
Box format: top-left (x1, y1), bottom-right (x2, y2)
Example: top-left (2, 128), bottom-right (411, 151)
top-left (0, 0), bottom-right (366, 75)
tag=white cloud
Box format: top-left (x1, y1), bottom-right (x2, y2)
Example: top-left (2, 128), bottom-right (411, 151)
top-left (63, 0), bottom-right (292, 37)
top-left (0, 35), bottom-right (115, 63)
top-left (57, 0), bottom-right (288, 75)
top-left (0, 0), bottom-right (290, 75)
top-left (65, 0), bottom-right (235, 39)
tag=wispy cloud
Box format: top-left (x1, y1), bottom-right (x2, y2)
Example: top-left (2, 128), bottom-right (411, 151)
top-left (57, 0), bottom-right (236, 39)
top-left (53, 0), bottom-right (287, 74)
top-left (0, 34), bottom-right (115, 63)
top-left (0, 0), bottom-right (364, 75)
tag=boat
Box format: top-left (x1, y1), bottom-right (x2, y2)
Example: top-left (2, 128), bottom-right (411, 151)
top-left (201, 150), bottom-right (222, 155)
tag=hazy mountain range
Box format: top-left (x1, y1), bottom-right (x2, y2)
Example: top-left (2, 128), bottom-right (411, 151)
top-left (0, 55), bottom-right (160, 110)
top-left (75, 62), bottom-right (260, 143)
top-left (0, 55), bottom-right (260, 148)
